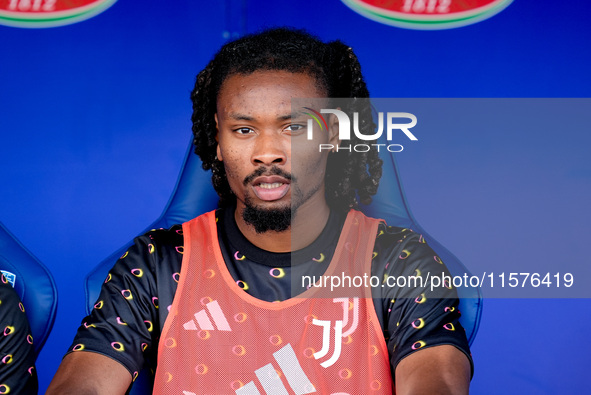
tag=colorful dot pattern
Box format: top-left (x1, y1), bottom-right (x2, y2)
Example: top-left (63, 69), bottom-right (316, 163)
top-left (67, 207), bottom-right (472, 385)
top-left (0, 274), bottom-right (37, 393)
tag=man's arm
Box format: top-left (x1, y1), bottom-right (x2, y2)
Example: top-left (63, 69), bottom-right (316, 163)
top-left (47, 351), bottom-right (132, 395)
top-left (0, 276), bottom-right (38, 394)
top-left (395, 344), bottom-right (471, 395)
top-left (372, 223), bottom-right (474, 393)
top-left (47, 227), bottom-right (183, 394)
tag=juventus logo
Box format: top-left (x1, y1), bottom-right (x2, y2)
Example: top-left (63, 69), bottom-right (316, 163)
top-left (312, 319), bottom-right (343, 368)
top-left (312, 298), bottom-right (359, 368)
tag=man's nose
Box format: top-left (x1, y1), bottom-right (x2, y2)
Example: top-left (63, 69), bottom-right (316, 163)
top-left (251, 132), bottom-right (287, 166)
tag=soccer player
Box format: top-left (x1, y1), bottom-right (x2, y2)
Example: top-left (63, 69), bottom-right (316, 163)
top-left (48, 27), bottom-right (472, 394)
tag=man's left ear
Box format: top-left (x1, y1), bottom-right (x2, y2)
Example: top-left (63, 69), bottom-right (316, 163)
top-left (327, 112), bottom-right (340, 148)
top-left (214, 113), bottom-right (219, 142)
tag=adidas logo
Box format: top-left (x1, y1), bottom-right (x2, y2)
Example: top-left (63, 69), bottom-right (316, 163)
top-left (235, 344), bottom-right (315, 395)
top-left (183, 300), bottom-right (231, 331)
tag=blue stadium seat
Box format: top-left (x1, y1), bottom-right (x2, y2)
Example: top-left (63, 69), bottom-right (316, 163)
top-left (85, 138), bottom-right (482, 393)
top-left (0, 221), bottom-right (58, 358)
top-left (85, 140), bottom-right (219, 312)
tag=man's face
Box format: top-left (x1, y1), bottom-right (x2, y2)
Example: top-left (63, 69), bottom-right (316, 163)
top-left (215, 70), bottom-right (336, 232)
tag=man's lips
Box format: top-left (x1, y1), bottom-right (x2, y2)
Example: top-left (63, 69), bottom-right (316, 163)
top-left (251, 176), bottom-right (290, 201)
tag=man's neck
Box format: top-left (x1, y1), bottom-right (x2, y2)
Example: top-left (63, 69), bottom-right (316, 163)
top-left (234, 198), bottom-right (331, 253)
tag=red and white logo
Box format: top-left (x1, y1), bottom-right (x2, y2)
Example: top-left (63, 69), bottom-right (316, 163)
top-left (341, 0), bottom-right (513, 30)
top-left (0, 0), bottom-right (117, 28)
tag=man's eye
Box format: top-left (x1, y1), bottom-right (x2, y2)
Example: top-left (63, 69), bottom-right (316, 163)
top-left (234, 127), bottom-right (254, 135)
top-left (285, 124), bottom-right (305, 132)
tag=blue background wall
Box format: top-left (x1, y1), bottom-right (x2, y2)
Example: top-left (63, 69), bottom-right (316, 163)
top-left (1, 0), bottom-right (590, 392)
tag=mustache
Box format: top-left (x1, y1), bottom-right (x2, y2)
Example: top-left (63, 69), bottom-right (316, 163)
top-left (243, 166), bottom-right (294, 186)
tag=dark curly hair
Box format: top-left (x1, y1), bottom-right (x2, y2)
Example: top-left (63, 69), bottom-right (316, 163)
top-left (190, 27), bottom-right (382, 212)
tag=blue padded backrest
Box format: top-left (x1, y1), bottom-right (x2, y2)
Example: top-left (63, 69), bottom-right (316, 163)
top-left (85, 139), bottom-right (482, 393)
top-left (85, 140), bottom-right (219, 313)
top-left (0, 221), bottom-right (58, 357)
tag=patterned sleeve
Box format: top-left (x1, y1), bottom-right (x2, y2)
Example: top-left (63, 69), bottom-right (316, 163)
top-left (66, 227), bottom-right (182, 380)
top-left (0, 274), bottom-right (37, 394)
top-left (371, 223), bottom-right (474, 379)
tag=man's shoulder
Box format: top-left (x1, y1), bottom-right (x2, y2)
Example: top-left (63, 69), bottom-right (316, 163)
top-left (138, 223), bottom-right (184, 246)
top-left (122, 224), bottom-right (186, 271)
top-left (135, 209), bottom-right (221, 253)
top-left (377, 221), bottom-right (420, 242)
top-left (365, 214), bottom-right (443, 277)
top-left (351, 210), bottom-right (418, 243)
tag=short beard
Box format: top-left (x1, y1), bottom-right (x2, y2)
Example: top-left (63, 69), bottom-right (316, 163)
top-left (241, 165), bottom-right (295, 234)
top-left (242, 201), bottom-right (292, 234)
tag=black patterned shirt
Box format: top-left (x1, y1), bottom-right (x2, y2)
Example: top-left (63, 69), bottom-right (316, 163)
top-left (68, 208), bottom-right (473, 386)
